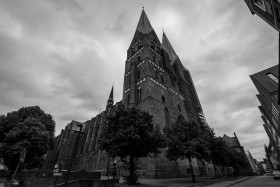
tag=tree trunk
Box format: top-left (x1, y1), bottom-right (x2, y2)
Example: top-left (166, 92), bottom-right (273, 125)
top-left (188, 153), bottom-right (196, 182)
top-left (226, 166), bottom-right (230, 177)
top-left (129, 154), bottom-right (135, 184)
top-left (213, 164), bottom-right (217, 179)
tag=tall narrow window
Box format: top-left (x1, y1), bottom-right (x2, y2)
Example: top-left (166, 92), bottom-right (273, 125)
top-left (267, 73), bottom-right (278, 83)
top-left (159, 58), bottom-right (162, 67)
top-left (155, 70), bottom-right (159, 81)
top-left (132, 48), bottom-right (135, 55)
top-left (162, 96), bottom-right (166, 104)
top-left (137, 55), bottom-right (140, 62)
top-left (127, 92), bottom-right (130, 105)
top-left (160, 73), bottom-right (164, 83)
top-left (138, 43), bottom-right (142, 49)
top-left (136, 68), bottom-right (140, 80)
top-left (164, 107), bottom-right (170, 126)
top-left (138, 87), bottom-right (142, 100)
top-left (153, 53), bottom-right (156, 61)
top-left (151, 43), bottom-right (154, 50)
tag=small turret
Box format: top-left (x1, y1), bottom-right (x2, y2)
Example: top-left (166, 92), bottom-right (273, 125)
top-left (106, 86), bottom-right (114, 110)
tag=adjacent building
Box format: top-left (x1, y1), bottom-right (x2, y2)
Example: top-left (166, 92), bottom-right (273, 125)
top-left (245, 150), bottom-right (259, 175)
top-left (43, 9), bottom-right (209, 178)
top-left (244, 0), bottom-right (280, 32)
top-left (250, 65), bottom-right (280, 167)
top-left (222, 133), bottom-right (252, 175)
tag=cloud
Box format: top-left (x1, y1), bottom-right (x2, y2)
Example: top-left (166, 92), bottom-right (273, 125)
top-left (0, 0), bottom-right (275, 161)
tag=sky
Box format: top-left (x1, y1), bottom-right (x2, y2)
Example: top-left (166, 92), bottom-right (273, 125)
top-left (0, 0), bottom-right (278, 161)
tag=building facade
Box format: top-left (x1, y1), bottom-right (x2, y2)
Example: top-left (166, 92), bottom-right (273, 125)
top-left (43, 9), bottom-right (208, 178)
top-left (222, 133), bottom-right (252, 175)
top-left (250, 65), bottom-right (280, 167)
top-left (244, 0), bottom-right (280, 32)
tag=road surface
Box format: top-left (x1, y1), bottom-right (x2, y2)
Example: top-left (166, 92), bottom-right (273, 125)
top-left (231, 176), bottom-right (279, 187)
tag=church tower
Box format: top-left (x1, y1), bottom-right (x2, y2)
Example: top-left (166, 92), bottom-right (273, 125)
top-left (123, 9), bottom-right (203, 129)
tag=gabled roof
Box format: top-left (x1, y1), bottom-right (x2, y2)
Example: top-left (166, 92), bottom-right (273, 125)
top-left (162, 32), bottom-right (178, 64)
top-left (136, 9), bottom-right (153, 34)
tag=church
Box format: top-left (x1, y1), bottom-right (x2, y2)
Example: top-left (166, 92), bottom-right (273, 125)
top-left (43, 9), bottom-right (210, 178)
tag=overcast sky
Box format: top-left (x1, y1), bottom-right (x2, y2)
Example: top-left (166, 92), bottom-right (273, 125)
top-left (0, 0), bottom-right (278, 161)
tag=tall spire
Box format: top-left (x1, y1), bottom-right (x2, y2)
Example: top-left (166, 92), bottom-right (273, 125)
top-left (106, 85), bottom-right (114, 109)
top-left (162, 31), bottom-right (178, 63)
top-left (136, 9), bottom-right (153, 34)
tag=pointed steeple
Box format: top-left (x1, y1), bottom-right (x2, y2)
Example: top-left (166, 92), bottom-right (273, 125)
top-left (136, 9), bottom-right (153, 34)
top-left (106, 85), bottom-right (114, 109)
top-left (162, 31), bottom-right (178, 64)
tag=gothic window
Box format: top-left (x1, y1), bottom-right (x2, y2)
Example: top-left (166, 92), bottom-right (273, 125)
top-left (138, 87), bottom-right (142, 100)
top-left (159, 58), bottom-right (162, 67)
top-left (155, 70), bottom-right (159, 81)
top-left (162, 96), bottom-right (166, 104)
top-left (164, 107), bottom-right (170, 126)
top-left (178, 105), bottom-right (181, 112)
top-left (127, 92), bottom-right (130, 105)
top-left (132, 48), bottom-right (135, 55)
top-left (151, 43), bottom-right (154, 50)
top-left (138, 42), bottom-right (142, 49)
top-left (170, 76), bottom-right (176, 88)
top-left (137, 55), bottom-right (140, 62)
top-left (153, 53), bottom-right (156, 61)
top-left (160, 73), bottom-right (164, 83)
top-left (136, 68), bottom-right (140, 80)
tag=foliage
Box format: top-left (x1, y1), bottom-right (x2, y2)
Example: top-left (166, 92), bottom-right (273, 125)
top-left (98, 104), bottom-right (163, 184)
top-left (163, 114), bottom-right (214, 182)
top-left (0, 106), bottom-right (55, 172)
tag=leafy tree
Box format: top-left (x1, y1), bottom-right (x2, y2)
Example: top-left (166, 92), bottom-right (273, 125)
top-left (163, 114), bottom-right (214, 182)
top-left (0, 106), bottom-right (55, 172)
top-left (98, 104), bottom-right (163, 185)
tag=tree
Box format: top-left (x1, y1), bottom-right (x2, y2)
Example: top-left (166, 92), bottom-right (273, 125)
top-left (0, 106), bottom-right (55, 172)
top-left (98, 104), bottom-right (163, 185)
top-left (163, 114), bottom-right (214, 182)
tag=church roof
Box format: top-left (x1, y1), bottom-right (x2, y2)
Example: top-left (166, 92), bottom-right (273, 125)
top-left (136, 9), bottom-right (153, 34)
top-left (162, 32), bottom-right (178, 64)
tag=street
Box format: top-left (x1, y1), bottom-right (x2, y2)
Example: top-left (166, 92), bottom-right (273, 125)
top-left (231, 176), bottom-right (280, 187)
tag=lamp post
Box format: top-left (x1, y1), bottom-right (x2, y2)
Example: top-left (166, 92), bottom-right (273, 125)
top-left (63, 123), bottom-right (83, 187)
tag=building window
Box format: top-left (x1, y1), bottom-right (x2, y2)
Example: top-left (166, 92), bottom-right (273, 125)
top-left (153, 53), bottom-right (156, 61)
top-left (137, 55), bottom-right (140, 62)
top-left (162, 96), bottom-right (166, 104)
top-left (155, 69), bottom-right (159, 81)
top-left (138, 42), bottom-right (142, 49)
top-left (253, 0), bottom-right (266, 11)
top-left (138, 87), bottom-right (142, 100)
top-left (178, 105), bottom-right (181, 112)
top-left (267, 73), bottom-right (278, 83)
top-left (160, 73), bottom-right (164, 83)
top-left (164, 107), bottom-right (170, 126)
top-left (136, 68), bottom-right (140, 80)
top-left (159, 58), bottom-right (162, 67)
top-left (127, 92), bottom-right (130, 105)
top-left (132, 48), bottom-right (135, 55)
top-left (151, 43), bottom-right (154, 50)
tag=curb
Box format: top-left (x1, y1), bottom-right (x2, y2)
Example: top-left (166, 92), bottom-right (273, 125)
top-left (225, 176), bottom-right (255, 187)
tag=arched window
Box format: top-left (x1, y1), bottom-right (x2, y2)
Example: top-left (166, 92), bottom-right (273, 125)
top-left (138, 42), bottom-right (142, 49)
top-left (153, 53), bottom-right (156, 61)
top-left (136, 68), bottom-right (140, 80)
top-left (164, 107), bottom-right (170, 126)
top-left (137, 55), bottom-right (140, 62)
top-left (138, 87), bottom-right (142, 100)
top-left (127, 92), bottom-right (130, 105)
top-left (160, 74), bottom-right (164, 83)
top-left (162, 96), bottom-right (165, 104)
top-left (178, 105), bottom-right (181, 112)
top-left (132, 48), bottom-right (135, 55)
top-left (155, 70), bottom-right (159, 81)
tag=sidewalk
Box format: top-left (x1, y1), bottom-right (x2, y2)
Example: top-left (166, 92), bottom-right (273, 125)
top-left (204, 176), bottom-right (255, 187)
top-left (116, 176), bottom-right (253, 187)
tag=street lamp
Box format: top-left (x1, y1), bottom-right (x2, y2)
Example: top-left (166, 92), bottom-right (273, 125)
top-left (63, 123), bottom-right (83, 187)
